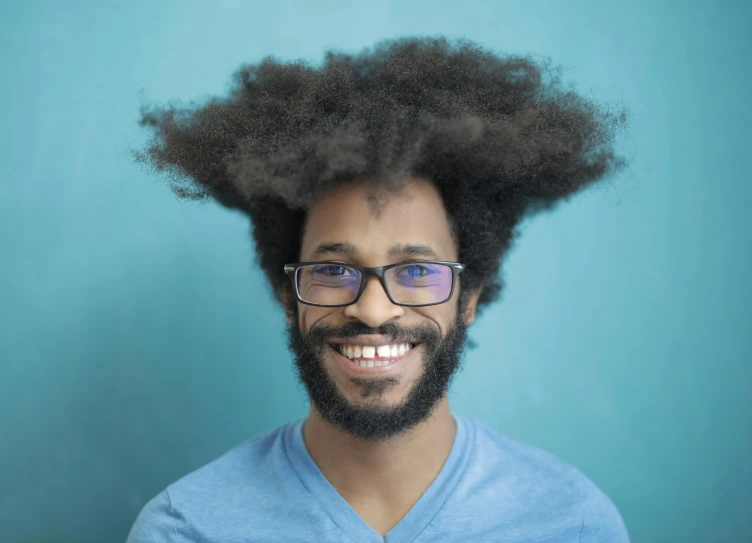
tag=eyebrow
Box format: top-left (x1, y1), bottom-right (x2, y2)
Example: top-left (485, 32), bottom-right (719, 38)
top-left (388, 243), bottom-right (440, 259)
top-left (307, 242), bottom-right (440, 260)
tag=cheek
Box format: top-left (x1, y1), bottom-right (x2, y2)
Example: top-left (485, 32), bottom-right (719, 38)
top-left (414, 304), bottom-right (456, 337)
top-left (298, 304), bottom-right (340, 332)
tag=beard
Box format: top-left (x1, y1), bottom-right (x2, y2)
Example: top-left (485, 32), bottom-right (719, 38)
top-left (286, 311), bottom-right (468, 442)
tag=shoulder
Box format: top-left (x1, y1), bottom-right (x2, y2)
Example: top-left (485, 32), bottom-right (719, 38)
top-left (126, 489), bottom-right (182, 543)
top-left (464, 416), bottom-right (580, 488)
top-left (460, 416), bottom-right (630, 541)
top-left (127, 422), bottom-right (294, 543)
top-left (576, 473), bottom-right (630, 542)
top-left (167, 422), bottom-right (289, 502)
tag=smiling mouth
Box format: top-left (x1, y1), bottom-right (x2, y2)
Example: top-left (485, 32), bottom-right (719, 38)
top-left (330, 342), bottom-right (416, 368)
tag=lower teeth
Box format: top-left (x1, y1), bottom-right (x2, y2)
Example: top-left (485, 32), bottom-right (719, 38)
top-left (353, 359), bottom-right (394, 368)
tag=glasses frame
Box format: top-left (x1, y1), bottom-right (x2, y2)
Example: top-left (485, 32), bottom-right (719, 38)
top-left (283, 260), bottom-right (466, 308)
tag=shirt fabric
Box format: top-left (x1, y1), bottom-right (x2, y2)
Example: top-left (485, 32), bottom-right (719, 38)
top-left (126, 413), bottom-right (629, 542)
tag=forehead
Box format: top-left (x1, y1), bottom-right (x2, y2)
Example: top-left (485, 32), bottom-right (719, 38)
top-left (300, 177), bottom-right (457, 262)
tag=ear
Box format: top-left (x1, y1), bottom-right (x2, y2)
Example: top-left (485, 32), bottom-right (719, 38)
top-left (279, 284), bottom-right (297, 325)
top-left (461, 287), bottom-right (483, 326)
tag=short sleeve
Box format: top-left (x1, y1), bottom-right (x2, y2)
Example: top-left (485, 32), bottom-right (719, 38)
top-left (126, 489), bottom-right (187, 543)
top-left (578, 475), bottom-right (630, 543)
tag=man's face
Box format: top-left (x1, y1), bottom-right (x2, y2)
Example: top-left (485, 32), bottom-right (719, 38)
top-left (286, 177), bottom-right (479, 442)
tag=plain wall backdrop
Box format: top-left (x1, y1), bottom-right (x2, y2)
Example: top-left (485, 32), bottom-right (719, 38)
top-left (1, 1), bottom-right (750, 541)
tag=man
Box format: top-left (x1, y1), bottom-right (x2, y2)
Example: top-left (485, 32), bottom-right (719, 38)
top-left (127, 36), bottom-right (630, 542)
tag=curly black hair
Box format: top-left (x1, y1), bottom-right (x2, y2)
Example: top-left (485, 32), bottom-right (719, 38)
top-left (133, 36), bottom-right (628, 316)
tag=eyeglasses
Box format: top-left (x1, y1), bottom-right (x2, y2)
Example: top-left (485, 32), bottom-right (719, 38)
top-left (283, 261), bottom-right (465, 307)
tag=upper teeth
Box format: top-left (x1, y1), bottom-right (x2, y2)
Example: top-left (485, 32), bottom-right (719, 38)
top-left (335, 343), bottom-right (413, 360)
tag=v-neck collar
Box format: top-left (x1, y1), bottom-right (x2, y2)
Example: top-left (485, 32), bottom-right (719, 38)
top-left (283, 413), bottom-right (474, 543)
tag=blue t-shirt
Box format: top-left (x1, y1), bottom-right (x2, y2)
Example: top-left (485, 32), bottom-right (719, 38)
top-left (127, 414), bottom-right (629, 542)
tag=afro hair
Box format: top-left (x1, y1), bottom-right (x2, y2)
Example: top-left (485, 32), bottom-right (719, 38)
top-left (133, 35), bottom-right (628, 316)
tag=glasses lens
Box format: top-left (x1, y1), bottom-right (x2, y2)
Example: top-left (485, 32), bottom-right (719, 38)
top-left (385, 263), bottom-right (453, 305)
top-left (296, 264), bottom-right (362, 305)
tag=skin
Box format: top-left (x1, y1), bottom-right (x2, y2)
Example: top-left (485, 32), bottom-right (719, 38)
top-left (283, 176), bottom-right (482, 536)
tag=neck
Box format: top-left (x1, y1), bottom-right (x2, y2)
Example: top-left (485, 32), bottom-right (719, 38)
top-left (301, 398), bottom-right (457, 503)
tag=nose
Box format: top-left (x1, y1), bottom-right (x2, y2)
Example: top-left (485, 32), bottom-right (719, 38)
top-left (343, 276), bottom-right (404, 327)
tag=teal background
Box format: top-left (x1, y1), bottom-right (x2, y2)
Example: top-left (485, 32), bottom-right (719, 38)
top-left (1, 1), bottom-right (749, 541)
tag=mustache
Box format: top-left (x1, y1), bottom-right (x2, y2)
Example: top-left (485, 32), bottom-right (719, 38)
top-left (304, 321), bottom-right (441, 347)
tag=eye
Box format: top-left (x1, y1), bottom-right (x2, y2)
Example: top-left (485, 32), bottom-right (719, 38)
top-left (310, 264), bottom-right (360, 281)
top-left (399, 263), bottom-right (435, 277)
top-left (313, 264), bottom-right (351, 276)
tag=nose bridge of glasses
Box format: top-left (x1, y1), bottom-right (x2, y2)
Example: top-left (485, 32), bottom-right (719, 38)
top-left (344, 273), bottom-right (404, 325)
top-left (360, 270), bottom-right (394, 302)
